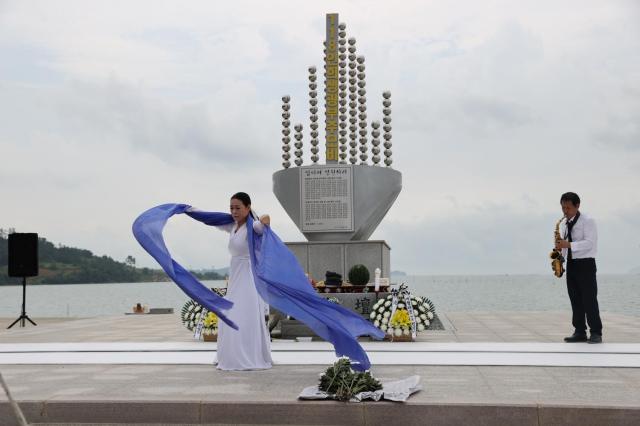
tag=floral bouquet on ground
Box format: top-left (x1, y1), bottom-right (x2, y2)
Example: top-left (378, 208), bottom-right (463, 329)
top-left (369, 284), bottom-right (436, 341)
top-left (180, 288), bottom-right (226, 341)
top-left (299, 358), bottom-right (422, 402)
top-left (318, 358), bottom-right (382, 401)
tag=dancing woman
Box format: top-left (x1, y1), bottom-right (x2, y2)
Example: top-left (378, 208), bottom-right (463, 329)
top-left (133, 194), bottom-right (385, 371)
top-left (208, 192), bottom-right (272, 370)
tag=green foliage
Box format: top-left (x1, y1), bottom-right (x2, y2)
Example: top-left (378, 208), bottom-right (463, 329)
top-left (0, 232), bottom-right (223, 285)
top-left (194, 270), bottom-right (225, 280)
top-left (319, 358), bottom-right (382, 401)
top-left (348, 264), bottom-right (370, 285)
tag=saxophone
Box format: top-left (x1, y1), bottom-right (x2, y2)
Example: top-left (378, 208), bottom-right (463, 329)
top-left (549, 217), bottom-right (566, 278)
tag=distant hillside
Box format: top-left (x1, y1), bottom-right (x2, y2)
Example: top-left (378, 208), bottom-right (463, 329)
top-left (210, 267), bottom-right (229, 277)
top-left (0, 230), bottom-right (223, 285)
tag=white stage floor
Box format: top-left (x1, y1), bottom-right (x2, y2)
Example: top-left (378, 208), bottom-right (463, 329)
top-left (1, 341), bottom-right (639, 367)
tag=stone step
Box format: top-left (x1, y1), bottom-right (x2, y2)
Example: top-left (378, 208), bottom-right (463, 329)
top-left (3, 401), bottom-right (640, 426)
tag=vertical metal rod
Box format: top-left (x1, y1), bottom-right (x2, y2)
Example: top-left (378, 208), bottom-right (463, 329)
top-left (21, 278), bottom-right (26, 327)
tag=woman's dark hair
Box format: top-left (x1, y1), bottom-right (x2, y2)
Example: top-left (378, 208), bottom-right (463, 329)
top-left (231, 192), bottom-right (251, 207)
top-left (231, 192), bottom-right (257, 219)
top-left (560, 192), bottom-right (580, 206)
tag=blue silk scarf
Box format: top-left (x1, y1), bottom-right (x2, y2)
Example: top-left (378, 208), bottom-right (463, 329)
top-left (132, 203), bottom-right (384, 371)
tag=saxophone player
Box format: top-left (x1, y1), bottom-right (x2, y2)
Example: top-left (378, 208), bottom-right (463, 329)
top-left (555, 192), bottom-right (603, 344)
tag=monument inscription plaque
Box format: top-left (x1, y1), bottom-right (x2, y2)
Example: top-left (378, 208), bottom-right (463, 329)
top-left (301, 165), bottom-right (353, 232)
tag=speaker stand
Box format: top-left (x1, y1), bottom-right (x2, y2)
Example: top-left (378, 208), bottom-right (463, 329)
top-left (7, 277), bottom-right (37, 329)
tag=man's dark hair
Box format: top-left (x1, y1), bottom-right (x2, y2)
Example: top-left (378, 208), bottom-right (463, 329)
top-left (560, 192), bottom-right (580, 206)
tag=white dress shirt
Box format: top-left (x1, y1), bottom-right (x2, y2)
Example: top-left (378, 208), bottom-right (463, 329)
top-left (562, 212), bottom-right (598, 259)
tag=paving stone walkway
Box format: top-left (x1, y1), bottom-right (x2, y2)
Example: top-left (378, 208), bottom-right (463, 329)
top-left (0, 311), bottom-right (639, 425)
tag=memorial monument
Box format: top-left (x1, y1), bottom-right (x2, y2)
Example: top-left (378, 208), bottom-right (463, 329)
top-left (273, 13), bottom-right (402, 283)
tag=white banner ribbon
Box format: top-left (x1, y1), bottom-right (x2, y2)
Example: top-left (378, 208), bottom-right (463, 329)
top-left (194, 307), bottom-right (208, 340)
top-left (403, 292), bottom-right (417, 339)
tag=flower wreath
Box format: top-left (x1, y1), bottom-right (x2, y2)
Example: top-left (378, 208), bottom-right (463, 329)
top-left (369, 284), bottom-right (436, 338)
top-left (180, 287), bottom-right (227, 336)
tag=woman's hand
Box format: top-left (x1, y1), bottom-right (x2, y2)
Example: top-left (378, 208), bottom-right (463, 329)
top-left (259, 214), bottom-right (271, 226)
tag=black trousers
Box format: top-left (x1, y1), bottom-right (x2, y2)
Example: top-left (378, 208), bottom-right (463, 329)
top-left (566, 258), bottom-right (602, 335)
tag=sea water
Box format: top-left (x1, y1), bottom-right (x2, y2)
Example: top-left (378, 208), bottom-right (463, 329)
top-left (0, 274), bottom-right (637, 318)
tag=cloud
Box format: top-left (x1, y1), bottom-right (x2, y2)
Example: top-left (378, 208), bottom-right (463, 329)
top-left (369, 202), bottom-right (545, 274)
top-left (594, 109), bottom-right (640, 153)
top-left (1, 78), bottom-right (273, 170)
top-left (373, 202), bottom-right (640, 274)
top-left (1, 0), bottom-right (639, 275)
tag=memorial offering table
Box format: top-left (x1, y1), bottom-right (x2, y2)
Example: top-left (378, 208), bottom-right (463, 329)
top-left (315, 283), bottom-right (390, 294)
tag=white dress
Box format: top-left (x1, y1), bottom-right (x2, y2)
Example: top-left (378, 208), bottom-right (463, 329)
top-left (214, 221), bottom-right (272, 370)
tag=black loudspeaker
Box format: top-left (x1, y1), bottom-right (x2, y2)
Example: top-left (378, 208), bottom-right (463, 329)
top-left (8, 233), bottom-right (39, 277)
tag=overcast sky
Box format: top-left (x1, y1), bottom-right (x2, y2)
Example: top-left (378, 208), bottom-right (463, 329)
top-left (1, 1), bottom-right (639, 275)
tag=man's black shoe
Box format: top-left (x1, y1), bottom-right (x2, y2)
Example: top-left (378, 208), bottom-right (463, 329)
top-left (564, 333), bottom-right (588, 343)
top-left (588, 334), bottom-right (602, 344)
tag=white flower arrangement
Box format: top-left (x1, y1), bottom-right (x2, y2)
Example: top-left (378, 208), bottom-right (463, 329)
top-left (369, 291), bottom-right (437, 338)
top-left (181, 300), bottom-right (220, 338)
top-left (180, 288), bottom-right (226, 337)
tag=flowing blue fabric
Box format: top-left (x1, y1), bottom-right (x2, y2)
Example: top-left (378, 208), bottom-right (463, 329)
top-left (132, 203), bottom-right (237, 329)
top-left (132, 203), bottom-right (385, 371)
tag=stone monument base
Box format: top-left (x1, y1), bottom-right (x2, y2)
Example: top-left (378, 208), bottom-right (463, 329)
top-left (277, 292), bottom-right (389, 340)
top-left (285, 240), bottom-right (391, 283)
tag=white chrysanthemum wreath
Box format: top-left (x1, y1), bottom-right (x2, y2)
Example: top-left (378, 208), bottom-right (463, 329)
top-left (180, 288), bottom-right (226, 338)
top-left (180, 299), bottom-right (219, 337)
top-left (369, 285), bottom-right (436, 339)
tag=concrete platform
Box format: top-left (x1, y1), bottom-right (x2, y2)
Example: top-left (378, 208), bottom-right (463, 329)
top-left (1, 311), bottom-right (639, 425)
top-left (1, 341), bottom-right (640, 367)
